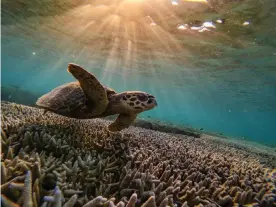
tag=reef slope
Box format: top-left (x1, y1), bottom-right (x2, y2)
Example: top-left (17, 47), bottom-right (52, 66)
top-left (1, 101), bottom-right (275, 207)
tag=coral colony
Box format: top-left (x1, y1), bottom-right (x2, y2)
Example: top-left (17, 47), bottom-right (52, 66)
top-left (1, 102), bottom-right (276, 207)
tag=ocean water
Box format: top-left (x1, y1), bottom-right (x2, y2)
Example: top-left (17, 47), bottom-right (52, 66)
top-left (2, 1), bottom-right (276, 207)
top-left (1, 0), bottom-right (276, 146)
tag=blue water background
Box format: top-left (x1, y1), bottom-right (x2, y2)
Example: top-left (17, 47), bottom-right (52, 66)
top-left (2, 32), bottom-right (276, 147)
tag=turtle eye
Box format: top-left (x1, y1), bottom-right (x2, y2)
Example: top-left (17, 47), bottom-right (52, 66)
top-left (147, 100), bottom-right (152, 104)
top-left (137, 94), bottom-right (148, 102)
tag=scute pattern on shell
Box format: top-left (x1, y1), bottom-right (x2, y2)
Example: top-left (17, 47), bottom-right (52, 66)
top-left (36, 82), bottom-right (88, 113)
top-left (1, 102), bottom-right (276, 207)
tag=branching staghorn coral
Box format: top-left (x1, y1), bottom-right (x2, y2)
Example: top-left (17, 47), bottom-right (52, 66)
top-left (1, 101), bottom-right (276, 207)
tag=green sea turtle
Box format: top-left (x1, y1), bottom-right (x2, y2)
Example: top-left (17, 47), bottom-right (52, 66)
top-left (36, 63), bottom-right (158, 132)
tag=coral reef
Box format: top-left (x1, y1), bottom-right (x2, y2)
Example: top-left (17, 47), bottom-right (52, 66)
top-left (1, 101), bottom-right (276, 207)
top-left (104, 116), bottom-right (201, 138)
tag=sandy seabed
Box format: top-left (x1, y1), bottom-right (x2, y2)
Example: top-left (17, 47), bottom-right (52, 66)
top-left (1, 101), bottom-right (276, 207)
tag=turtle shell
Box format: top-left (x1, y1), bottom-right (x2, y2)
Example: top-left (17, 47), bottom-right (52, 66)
top-left (36, 82), bottom-right (116, 118)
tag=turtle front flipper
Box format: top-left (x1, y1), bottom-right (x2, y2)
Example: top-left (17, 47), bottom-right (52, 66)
top-left (108, 113), bottom-right (138, 132)
top-left (67, 63), bottom-right (108, 116)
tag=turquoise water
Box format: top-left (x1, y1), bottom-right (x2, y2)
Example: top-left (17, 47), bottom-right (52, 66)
top-left (1, 0), bottom-right (276, 146)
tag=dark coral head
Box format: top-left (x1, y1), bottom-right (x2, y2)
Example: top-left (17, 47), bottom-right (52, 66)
top-left (41, 173), bottom-right (57, 191)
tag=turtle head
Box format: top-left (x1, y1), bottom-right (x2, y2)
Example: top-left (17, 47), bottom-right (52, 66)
top-left (119, 91), bottom-right (158, 113)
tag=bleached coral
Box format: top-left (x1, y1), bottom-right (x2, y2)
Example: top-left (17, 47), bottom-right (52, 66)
top-left (1, 102), bottom-right (276, 207)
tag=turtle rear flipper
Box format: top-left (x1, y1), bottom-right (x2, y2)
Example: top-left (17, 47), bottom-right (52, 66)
top-left (108, 113), bottom-right (138, 132)
top-left (67, 63), bottom-right (108, 116)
